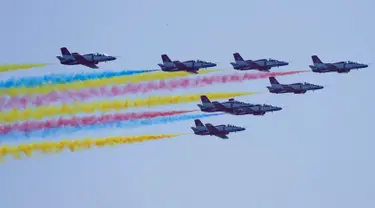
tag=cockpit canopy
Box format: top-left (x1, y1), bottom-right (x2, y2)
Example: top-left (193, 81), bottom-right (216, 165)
top-left (303, 82), bottom-right (314, 85)
top-left (230, 99), bottom-right (251, 105)
top-left (95, 53), bottom-right (108, 56)
top-left (196, 60), bottom-right (210, 63)
top-left (347, 61), bottom-right (359, 64)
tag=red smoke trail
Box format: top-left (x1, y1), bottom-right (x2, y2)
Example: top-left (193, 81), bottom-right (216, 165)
top-left (1, 70), bottom-right (309, 110)
top-left (0, 110), bottom-right (196, 134)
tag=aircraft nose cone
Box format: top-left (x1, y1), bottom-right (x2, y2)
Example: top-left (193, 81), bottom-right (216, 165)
top-left (318, 85), bottom-right (324, 89)
top-left (363, 64), bottom-right (368, 68)
top-left (275, 107), bottom-right (283, 111)
top-left (107, 56), bottom-right (116, 61)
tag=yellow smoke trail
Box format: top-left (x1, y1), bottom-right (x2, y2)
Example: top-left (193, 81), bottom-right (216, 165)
top-left (0, 91), bottom-right (256, 123)
top-left (0, 133), bottom-right (182, 161)
top-left (0, 63), bottom-right (50, 73)
top-left (0, 69), bottom-right (219, 96)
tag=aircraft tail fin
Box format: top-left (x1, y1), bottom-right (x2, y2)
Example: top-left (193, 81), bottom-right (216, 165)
top-left (194, 119), bottom-right (204, 127)
top-left (60, 47), bottom-right (71, 56)
top-left (269, 77), bottom-right (280, 84)
top-left (200, 95), bottom-right (211, 104)
top-left (312, 55), bottom-right (323, 64)
top-left (233, 53), bottom-right (244, 61)
top-left (161, 54), bottom-right (172, 63)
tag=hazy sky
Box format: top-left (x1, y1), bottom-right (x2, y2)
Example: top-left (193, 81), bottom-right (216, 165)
top-left (1, 0), bottom-right (374, 208)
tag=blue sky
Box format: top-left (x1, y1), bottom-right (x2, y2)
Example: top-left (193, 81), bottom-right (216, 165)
top-left (0, 0), bottom-right (374, 207)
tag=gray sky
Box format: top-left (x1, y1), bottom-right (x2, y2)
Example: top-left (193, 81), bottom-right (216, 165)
top-left (0, 0), bottom-right (374, 208)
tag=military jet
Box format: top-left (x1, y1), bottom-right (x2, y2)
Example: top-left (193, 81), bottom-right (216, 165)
top-left (309, 55), bottom-right (368, 73)
top-left (197, 95), bottom-right (282, 115)
top-left (267, 77), bottom-right (324, 94)
top-left (230, 52), bottom-right (288, 71)
top-left (157, 54), bottom-right (217, 74)
top-left (191, 119), bottom-right (246, 139)
top-left (56, 47), bottom-right (117, 69)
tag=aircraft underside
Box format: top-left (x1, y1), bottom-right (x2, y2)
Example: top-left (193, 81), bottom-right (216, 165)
top-left (294, 91), bottom-right (306, 94)
top-left (162, 67), bottom-right (199, 72)
top-left (313, 67), bottom-right (351, 73)
top-left (231, 109), bottom-right (265, 115)
top-left (60, 59), bottom-right (99, 65)
top-left (252, 112), bottom-right (266, 115)
top-left (235, 66), bottom-right (270, 71)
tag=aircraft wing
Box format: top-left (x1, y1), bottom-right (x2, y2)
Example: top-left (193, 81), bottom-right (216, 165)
top-left (205, 124), bottom-right (228, 139)
top-left (234, 107), bottom-right (254, 114)
top-left (72, 53), bottom-right (99, 69)
top-left (247, 60), bottom-right (269, 71)
top-left (174, 61), bottom-right (198, 74)
top-left (174, 61), bottom-right (188, 69)
top-left (211, 101), bottom-right (227, 110)
top-left (283, 85), bottom-right (298, 91)
top-left (326, 63), bottom-right (338, 69)
top-left (258, 67), bottom-right (270, 72)
top-left (187, 69), bottom-right (199, 74)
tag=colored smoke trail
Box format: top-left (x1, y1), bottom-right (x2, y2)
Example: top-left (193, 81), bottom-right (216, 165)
top-left (0, 69), bottom-right (218, 96)
top-left (0, 113), bottom-right (222, 139)
top-left (0, 92), bottom-right (253, 124)
top-left (0, 110), bottom-right (196, 135)
top-left (0, 63), bottom-right (50, 73)
top-left (0, 69), bottom-right (158, 88)
top-left (1, 70), bottom-right (308, 110)
top-left (0, 133), bottom-right (182, 160)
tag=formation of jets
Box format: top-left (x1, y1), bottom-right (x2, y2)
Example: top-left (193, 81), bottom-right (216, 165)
top-left (192, 75), bottom-right (327, 138)
top-left (192, 95), bottom-right (283, 138)
top-left (189, 55), bottom-right (367, 139)
top-left (55, 47), bottom-right (369, 139)
top-left (56, 47), bottom-right (368, 75)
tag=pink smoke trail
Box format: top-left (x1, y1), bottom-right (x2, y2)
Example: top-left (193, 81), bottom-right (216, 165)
top-left (0, 110), bottom-right (196, 134)
top-left (0, 70), bottom-right (309, 110)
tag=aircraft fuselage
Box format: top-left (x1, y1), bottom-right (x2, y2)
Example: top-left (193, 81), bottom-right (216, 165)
top-left (309, 62), bottom-right (368, 73)
top-left (198, 102), bottom-right (282, 115)
top-left (191, 125), bottom-right (244, 135)
top-left (268, 83), bottom-right (324, 94)
top-left (159, 60), bottom-right (216, 72)
top-left (57, 53), bottom-right (116, 65)
top-left (231, 59), bottom-right (288, 71)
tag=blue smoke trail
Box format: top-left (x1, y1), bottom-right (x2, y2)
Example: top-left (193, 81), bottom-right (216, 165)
top-left (0, 113), bottom-right (223, 142)
top-left (0, 69), bottom-right (159, 88)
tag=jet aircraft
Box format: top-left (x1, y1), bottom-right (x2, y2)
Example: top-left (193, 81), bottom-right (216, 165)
top-left (56, 47), bottom-right (117, 69)
top-left (309, 55), bottom-right (368, 73)
top-left (197, 95), bottom-right (282, 115)
top-left (267, 77), bottom-right (324, 94)
top-left (191, 119), bottom-right (246, 139)
top-left (230, 52), bottom-right (288, 71)
top-left (157, 54), bottom-right (217, 74)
